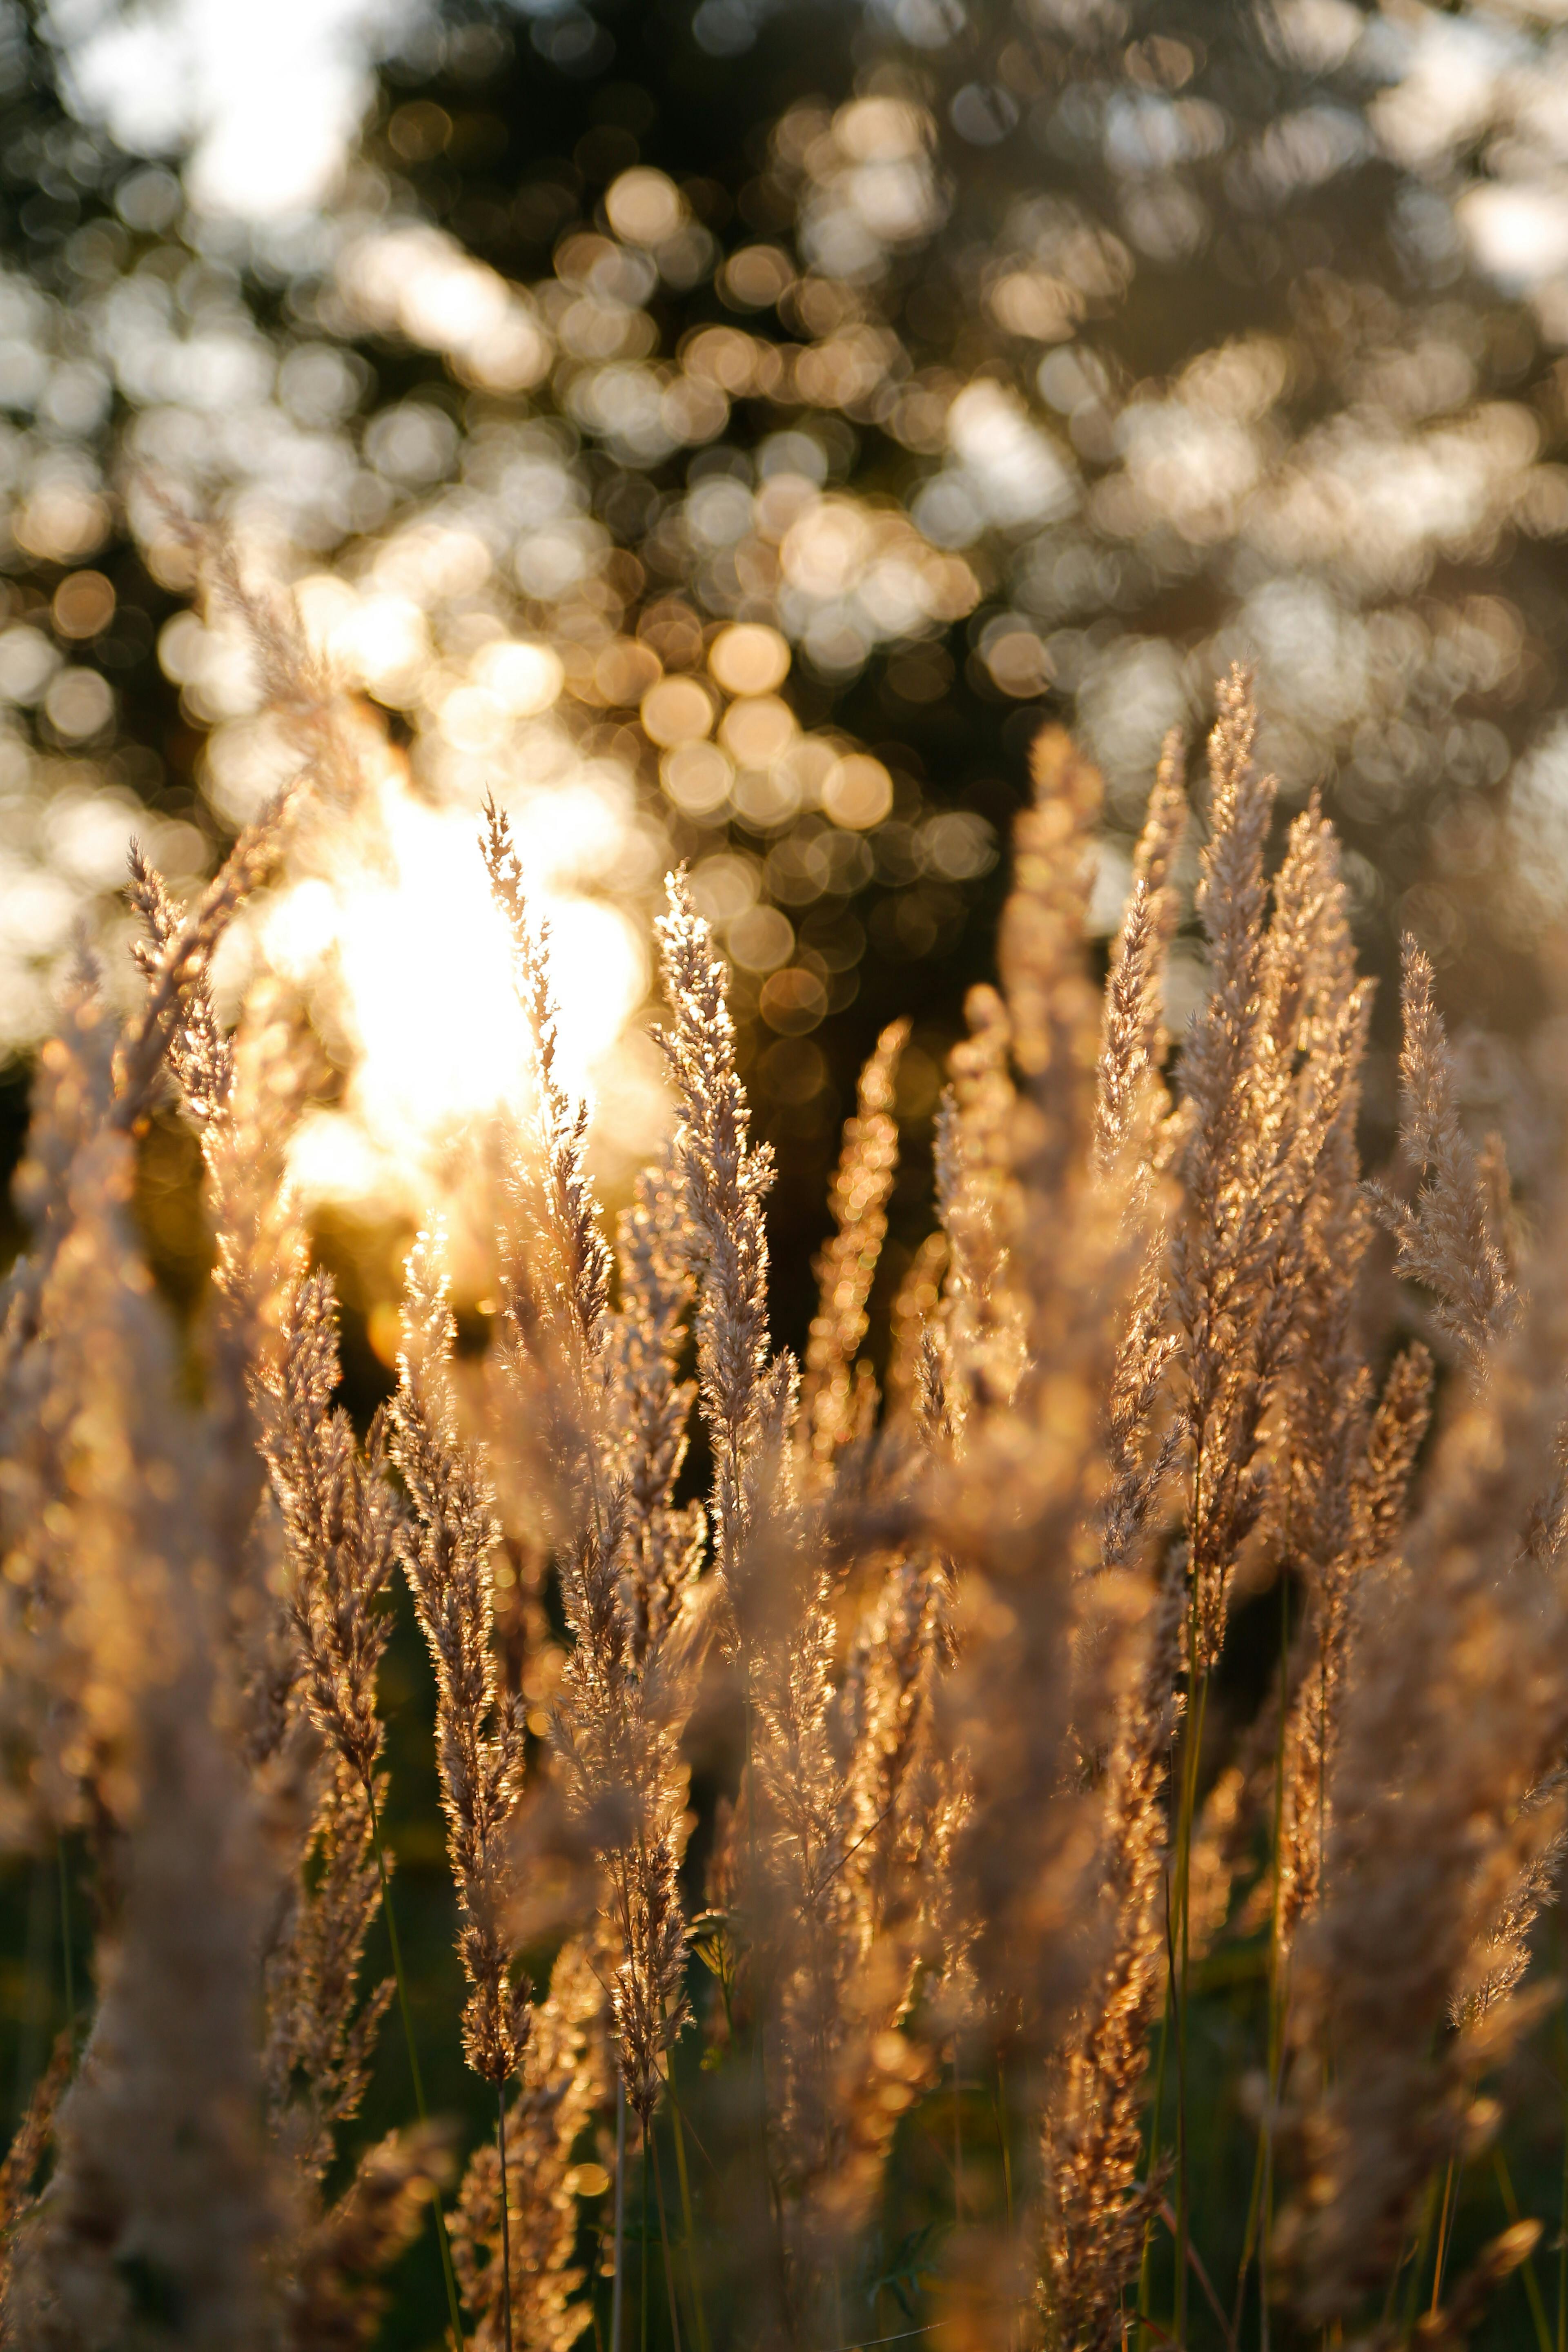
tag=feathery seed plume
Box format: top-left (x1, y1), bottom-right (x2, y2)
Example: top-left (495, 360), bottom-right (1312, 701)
top-left (391, 1232), bottom-right (529, 2088)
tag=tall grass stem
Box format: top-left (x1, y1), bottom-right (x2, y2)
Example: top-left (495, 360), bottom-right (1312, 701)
top-left (666, 2067), bottom-right (712, 2352)
top-left (1557, 1938), bottom-right (1568, 2352)
top-left (1173, 1573), bottom-right (1209, 2349)
top-left (612, 2082), bottom-right (627, 2352)
top-left (1138, 1889), bottom-right (1176, 2348)
top-left (641, 2134), bottom-right (650, 2352)
top-left (367, 1785), bottom-right (465, 2348)
top-left (1429, 2151), bottom-right (1457, 2318)
top-left (651, 2125), bottom-right (684, 2352)
top-left (56, 1839), bottom-right (74, 2042)
top-left (1493, 2149), bottom-right (1553, 2352)
top-left (498, 2085), bottom-right (515, 2352)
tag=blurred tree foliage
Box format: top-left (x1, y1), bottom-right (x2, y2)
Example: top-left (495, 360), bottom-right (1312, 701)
top-left (0, 0), bottom-right (1558, 1299)
top-left (0, 0), bottom-right (1566, 1329)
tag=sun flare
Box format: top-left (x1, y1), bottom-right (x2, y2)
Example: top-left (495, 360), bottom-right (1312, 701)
top-left (252, 755), bottom-right (662, 1223)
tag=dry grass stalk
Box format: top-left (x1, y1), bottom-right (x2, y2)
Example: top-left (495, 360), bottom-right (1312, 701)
top-left (0, 986), bottom-right (131, 1838)
top-left (1292, 1199), bottom-right (1568, 2312)
top-left (0, 2033), bottom-right (72, 2317)
top-left (0, 1065), bottom-right (277, 2349)
top-left (486, 814), bottom-right (704, 2131)
top-left (797, 1018), bottom-right (908, 1484)
top-left (634, 1025), bottom-right (949, 2308)
top-left (1094, 751), bottom-right (1193, 1578)
top-left (112, 802), bottom-right (299, 1136)
top-left (391, 1232), bottom-right (529, 2089)
top-left (1033, 745), bottom-right (1200, 2349)
top-left (655, 870), bottom-right (792, 1653)
top-left (733, 1507), bottom-right (949, 2294)
top-left (915, 727), bottom-right (1162, 2352)
top-left (607, 1151), bottom-right (704, 1667)
top-left (1039, 1547), bottom-right (1183, 2352)
top-left (263, 1755), bottom-right (394, 2190)
top-left (0, 560), bottom-right (486, 2350)
top-left (132, 817), bottom-right (407, 2291)
top-left (259, 1268), bottom-right (401, 1798)
top-left (1172, 686), bottom-right (1372, 1671)
top-left (1184, 1361), bottom-right (1434, 1976)
top-left (450, 1940), bottom-right (608, 2352)
top-left (886, 1228), bottom-right (949, 1422)
top-left (109, 517), bottom-right (371, 1134)
top-left (0, 549), bottom-right (428, 2350)
top-left (933, 980), bottom-right (1022, 1430)
top-left (934, 727), bottom-right (1137, 2054)
top-left (283, 2124), bottom-right (452, 2352)
top-left (1370, 938), bottom-right (1519, 1372)
top-left (1093, 724), bottom-right (1187, 1177)
top-left (1040, 722), bottom-right (1400, 2347)
top-left (1272, 1341), bottom-right (1433, 1951)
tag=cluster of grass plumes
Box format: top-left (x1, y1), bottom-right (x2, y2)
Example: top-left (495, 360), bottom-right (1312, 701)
top-left (6, 609), bottom-right (1568, 2352)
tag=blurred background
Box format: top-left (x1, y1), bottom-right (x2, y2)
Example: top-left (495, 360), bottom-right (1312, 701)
top-left (9, 1), bottom-right (1568, 2335)
top-left (4, 0), bottom-right (1568, 1334)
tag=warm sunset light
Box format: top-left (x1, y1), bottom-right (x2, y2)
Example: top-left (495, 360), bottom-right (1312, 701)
top-left (11, 8), bottom-right (1568, 2350)
top-left (271, 763), bottom-right (659, 1218)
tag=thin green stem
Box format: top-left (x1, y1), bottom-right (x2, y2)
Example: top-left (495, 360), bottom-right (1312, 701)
top-left (651, 2123), bottom-right (684, 2352)
top-left (1429, 2151), bottom-right (1457, 2319)
top-left (1380, 2221), bottom-right (1411, 2332)
top-left (953, 2043), bottom-right (963, 2229)
top-left (1259, 1564), bottom-right (1293, 2352)
top-left (742, 1697), bottom-right (789, 2330)
top-left (1557, 1929), bottom-right (1568, 2352)
top-left (1401, 2173), bottom-right (1439, 2349)
top-left (1382, 2211), bottom-right (1420, 2342)
top-left (1495, 2149), bottom-right (1554, 2352)
top-left (1137, 1882), bottom-right (1176, 2349)
top-left (995, 2060), bottom-right (1014, 2241)
top-left (56, 1838), bottom-right (74, 2043)
top-left (612, 2082), bottom-right (628, 2352)
top-left (498, 2086), bottom-right (515, 2352)
top-left (666, 2067), bottom-right (712, 2352)
top-left (592, 2245), bottom-right (608, 2352)
top-left (1230, 2124), bottom-right (1267, 2346)
top-left (1173, 1587), bottom-right (1209, 2351)
top-left (367, 1795), bottom-right (425, 2100)
top-left (591, 2241), bottom-right (607, 2352)
top-left (641, 2134), bottom-right (650, 2352)
top-left (367, 1785), bottom-right (465, 2349)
